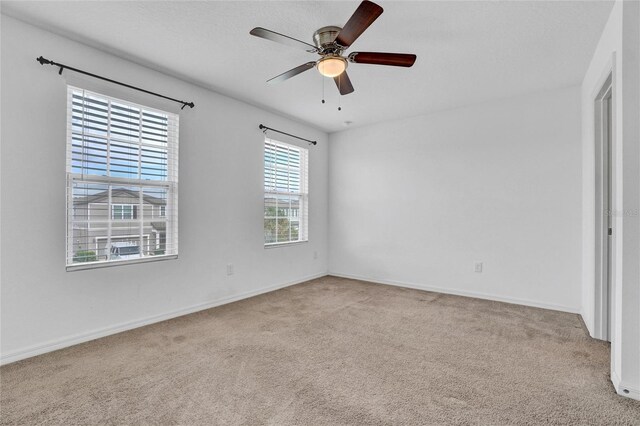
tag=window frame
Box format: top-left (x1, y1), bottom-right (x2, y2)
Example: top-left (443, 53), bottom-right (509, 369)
top-left (65, 86), bottom-right (179, 271)
top-left (263, 138), bottom-right (309, 247)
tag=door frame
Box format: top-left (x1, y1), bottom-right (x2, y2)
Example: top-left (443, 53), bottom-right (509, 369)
top-left (593, 63), bottom-right (615, 342)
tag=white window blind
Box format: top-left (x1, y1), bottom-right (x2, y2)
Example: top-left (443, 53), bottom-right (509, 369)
top-left (264, 138), bottom-right (308, 245)
top-left (66, 86), bottom-right (179, 269)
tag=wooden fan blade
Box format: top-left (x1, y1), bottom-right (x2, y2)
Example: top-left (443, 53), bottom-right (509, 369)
top-left (250, 27), bottom-right (318, 53)
top-left (349, 52), bottom-right (417, 67)
top-left (334, 71), bottom-right (355, 95)
top-left (267, 62), bottom-right (316, 84)
top-left (335, 1), bottom-right (383, 48)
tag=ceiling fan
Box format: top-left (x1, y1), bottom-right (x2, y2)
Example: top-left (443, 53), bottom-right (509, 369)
top-left (249, 0), bottom-right (417, 95)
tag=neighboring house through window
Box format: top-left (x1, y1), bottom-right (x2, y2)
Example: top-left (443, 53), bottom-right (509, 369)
top-left (66, 86), bottom-right (179, 269)
top-left (264, 138), bottom-right (309, 245)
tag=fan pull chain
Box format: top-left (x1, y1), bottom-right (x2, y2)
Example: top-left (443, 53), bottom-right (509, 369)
top-left (321, 76), bottom-right (325, 104)
top-left (337, 74), bottom-right (342, 111)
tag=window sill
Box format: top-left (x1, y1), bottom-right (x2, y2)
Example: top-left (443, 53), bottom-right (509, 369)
top-left (264, 240), bottom-right (308, 249)
top-left (66, 254), bottom-right (178, 272)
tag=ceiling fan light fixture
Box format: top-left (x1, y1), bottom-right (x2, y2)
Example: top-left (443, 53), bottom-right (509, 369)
top-left (317, 56), bottom-right (347, 78)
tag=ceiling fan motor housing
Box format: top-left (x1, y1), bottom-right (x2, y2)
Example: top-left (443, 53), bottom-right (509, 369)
top-left (313, 26), bottom-right (343, 50)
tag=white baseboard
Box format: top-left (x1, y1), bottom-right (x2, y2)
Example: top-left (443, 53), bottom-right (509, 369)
top-left (612, 369), bottom-right (640, 401)
top-left (329, 272), bottom-right (580, 314)
top-left (0, 272), bottom-right (327, 366)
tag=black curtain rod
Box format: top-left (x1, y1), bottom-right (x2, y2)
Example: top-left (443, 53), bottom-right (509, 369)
top-left (259, 124), bottom-right (317, 146)
top-left (36, 56), bottom-right (195, 110)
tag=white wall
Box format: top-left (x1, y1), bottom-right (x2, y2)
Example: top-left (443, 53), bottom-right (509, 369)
top-left (580, 0), bottom-right (640, 400)
top-left (0, 15), bottom-right (329, 364)
top-left (329, 87), bottom-right (583, 313)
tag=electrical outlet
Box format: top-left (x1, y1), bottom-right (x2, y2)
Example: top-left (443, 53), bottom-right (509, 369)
top-left (474, 262), bottom-right (483, 273)
top-left (226, 264), bottom-right (234, 276)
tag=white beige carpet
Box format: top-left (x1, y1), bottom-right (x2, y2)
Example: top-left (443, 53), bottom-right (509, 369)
top-left (1, 276), bottom-right (638, 424)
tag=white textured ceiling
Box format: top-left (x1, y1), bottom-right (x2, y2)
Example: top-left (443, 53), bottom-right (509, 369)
top-left (1, 1), bottom-right (613, 132)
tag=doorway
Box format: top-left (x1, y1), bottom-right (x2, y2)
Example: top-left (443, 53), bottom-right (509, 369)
top-left (594, 74), bottom-right (613, 342)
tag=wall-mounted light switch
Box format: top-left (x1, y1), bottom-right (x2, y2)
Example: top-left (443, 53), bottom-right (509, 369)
top-left (474, 262), bottom-right (483, 273)
top-left (226, 264), bottom-right (234, 276)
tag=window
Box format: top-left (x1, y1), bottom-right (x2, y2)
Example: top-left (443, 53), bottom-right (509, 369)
top-left (112, 204), bottom-right (137, 220)
top-left (264, 138), bottom-right (308, 245)
top-left (66, 86), bottom-right (179, 269)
